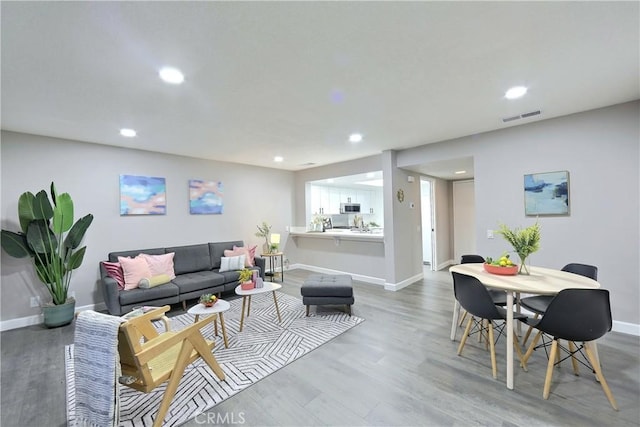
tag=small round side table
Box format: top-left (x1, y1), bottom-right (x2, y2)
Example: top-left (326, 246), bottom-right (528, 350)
top-left (187, 299), bottom-right (231, 348)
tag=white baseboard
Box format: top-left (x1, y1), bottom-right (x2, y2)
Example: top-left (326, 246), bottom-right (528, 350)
top-left (612, 320), bottom-right (640, 336)
top-left (436, 259), bottom-right (455, 271)
top-left (384, 272), bottom-right (424, 291)
top-left (0, 302), bottom-right (107, 332)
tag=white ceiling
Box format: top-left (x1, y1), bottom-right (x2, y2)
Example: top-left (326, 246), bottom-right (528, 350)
top-left (2, 2), bottom-right (638, 179)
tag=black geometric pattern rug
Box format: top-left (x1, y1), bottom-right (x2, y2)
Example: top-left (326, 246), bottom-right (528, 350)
top-left (65, 292), bottom-right (363, 426)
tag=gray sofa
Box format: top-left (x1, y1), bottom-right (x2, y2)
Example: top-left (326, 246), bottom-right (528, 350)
top-left (99, 241), bottom-right (265, 315)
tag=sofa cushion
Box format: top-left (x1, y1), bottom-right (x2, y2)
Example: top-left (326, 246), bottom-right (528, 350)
top-left (209, 241), bottom-right (244, 269)
top-left (108, 247), bottom-right (165, 263)
top-left (235, 245), bottom-right (257, 266)
top-left (171, 271), bottom-right (226, 294)
top-left (101, 261), bottom-right (125, 290)
top-left (118, 282), bottom-right (180, 306)
top-left (118, 256), bottom-right (152, 290)
top-left (219, 255), bottom-right (246, 272)
top-left (139, 252), bottom-right (176, 279)
top-left (138, 274), bottom-right (172, 288)
top-left (167, 244), bottom-right (212, 274)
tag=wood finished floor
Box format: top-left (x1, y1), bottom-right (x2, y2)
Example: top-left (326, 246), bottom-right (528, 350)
top-left (1, 268), bottom-right (639, 427)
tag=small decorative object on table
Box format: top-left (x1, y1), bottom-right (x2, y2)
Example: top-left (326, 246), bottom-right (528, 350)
top-left (484, 253), bottom-right (518, 275)
top-left (255, 221), bottom-right (272, 255)
top-left (199, 293), bottom-right (218, 307)
top-left (496, 222), bottom-right (541, 275)
top-left (238, 268), bottom-right (255, 290)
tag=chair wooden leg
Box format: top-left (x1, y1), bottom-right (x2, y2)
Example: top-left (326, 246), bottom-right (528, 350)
top-left (513, 330), bottom-right (527, 372)
top-left (488, 321), bottom-right (497, 379)
top-left (153, 340), bottom-right (195, 427)
top-left (543, 339), bottom-right (559, 399)
top-left (189, 333), bottom-right (226, 381)
top-left (584, 341), bottom-right (618, 410)
top-left (457, 316), bottom-right (474, 355)
top-left (522, 330), bottom-right (543, 365)
top-left (306, 305), bottom-right (310, 316)
top-left (568, 341), bottom-right (580, 375)
top-left (182, 300), bottom-right (187, 311)
top-left (522, 313), bottom-right (540, 346)
top-left (458, 310), bottom-right (468, 327)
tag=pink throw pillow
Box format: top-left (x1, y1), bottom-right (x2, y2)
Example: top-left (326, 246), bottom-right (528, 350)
top-left (139, 252), bottom-right (176, 279)
top-left (102, 261), bottom-right (125, 290)
top-left (233, 245), bottom-right (257, 267)
top-left (224, 247), bottom-right (253, 267)
top-left (118, 256), bottom-right (152, 290)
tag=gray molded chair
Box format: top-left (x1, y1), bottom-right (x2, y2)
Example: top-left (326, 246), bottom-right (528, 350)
top-left (521, 288), bottom-right (617, 410)
top-left (452, 272), bottom-right (527, 379)
top-left (455, 255), bottom-right (508, 333)
top-left (521, 263), bottom-right (597, 345)
top-left (460, 255), bottom-right (508, 305)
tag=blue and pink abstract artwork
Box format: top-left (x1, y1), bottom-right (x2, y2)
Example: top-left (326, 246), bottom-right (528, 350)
top-left (189, 179), bottom-right (223, 214)
top-left (120, 175), bottom-right (167, 215)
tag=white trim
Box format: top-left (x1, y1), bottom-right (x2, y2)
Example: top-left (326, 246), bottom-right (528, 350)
top-left (289, 263), bottom-right (385, 286)
top-left (437, 259), bottom-right (455, 271)
top-left (384, 272), bottom-right (424, 291)
top-left (0, 302), bottom-right (107, 332)
top-left (612, 320), bottom-right (640, 336)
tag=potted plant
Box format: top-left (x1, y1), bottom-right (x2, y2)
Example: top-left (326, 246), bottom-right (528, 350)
top-left (255, 221), bottom-right (272, 254)
top-left (1, 183), bottom-right (93, 327)
top-left (238, 268), bottom-right (254, 290)
top-left (497, 222), bottom-right (541, 275)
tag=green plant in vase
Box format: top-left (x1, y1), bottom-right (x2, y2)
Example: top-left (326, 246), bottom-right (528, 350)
top-left (255, 221), bottom-right (272, 254)
top-left (238, 268), bottom-right (253, 284)
top-left (496, 222), bottom-right (541, 275)
top-left (1, 182), bottom-right (93, 327)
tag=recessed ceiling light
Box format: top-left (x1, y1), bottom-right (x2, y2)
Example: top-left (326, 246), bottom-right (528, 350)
top-left (349, 133), bottom-right (363, 143)
top-left (454, 170), bottom-right (467, 174)
top-left (159, 67), bottom-right (184, 84)
top-left (505, 86), bottom-right (527, 99)
top-left (274, 156), bottom-right (283, 162)
top-left (120, 128), bottom-right (137, 137)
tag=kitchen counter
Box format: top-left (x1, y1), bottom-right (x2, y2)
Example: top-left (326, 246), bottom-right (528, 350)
top-left (289, 228), bottom-right (384, 242)
top-left (285, 226), bottom-right (386, 286)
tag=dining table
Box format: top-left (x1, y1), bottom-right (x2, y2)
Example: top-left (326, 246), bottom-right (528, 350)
top-left (448, 263), bottom-right (601, 390)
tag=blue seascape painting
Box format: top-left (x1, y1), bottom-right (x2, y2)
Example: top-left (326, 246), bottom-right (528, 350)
top-left (189, 180), bottom-right (223, 214)
top-left (524, 171), bottom-right (569, 216)
top-left (120, 175), bottom-right (167, 215)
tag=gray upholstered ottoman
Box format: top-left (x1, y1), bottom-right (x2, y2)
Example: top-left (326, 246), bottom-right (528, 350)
top-left (301, 274), bottom-right (354, 316)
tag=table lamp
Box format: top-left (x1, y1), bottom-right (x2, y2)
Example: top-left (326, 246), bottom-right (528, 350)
top-left (270, 233), bottom-right (280, 252)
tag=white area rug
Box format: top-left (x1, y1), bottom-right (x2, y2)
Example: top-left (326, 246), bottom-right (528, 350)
top-left (65, 292), bottom-right (363, 426)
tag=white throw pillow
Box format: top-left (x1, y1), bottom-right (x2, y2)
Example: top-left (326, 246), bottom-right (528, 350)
top-left (219, 255), bottom-right (246, 272)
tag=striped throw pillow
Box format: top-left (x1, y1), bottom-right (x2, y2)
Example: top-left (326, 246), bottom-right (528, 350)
top-left (102, 261), bottom-right (125, 290)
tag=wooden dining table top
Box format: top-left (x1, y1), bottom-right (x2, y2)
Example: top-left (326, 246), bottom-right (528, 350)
top-left (449, 263), bottom-right (601, 295)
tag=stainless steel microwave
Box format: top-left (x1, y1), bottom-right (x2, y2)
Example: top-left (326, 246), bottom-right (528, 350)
top-left (340, 203), bottom-right (361, 214)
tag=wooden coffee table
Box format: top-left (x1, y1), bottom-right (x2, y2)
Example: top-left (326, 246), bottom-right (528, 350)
top-left (187, 299), bottom-right (231, 348)
top-left (235, 282), bottom-right (282, 331)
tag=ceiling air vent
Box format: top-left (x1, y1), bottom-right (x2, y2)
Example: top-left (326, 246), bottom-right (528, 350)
top-left (300, 162), bottom-right (316, 166)
top-left (521, 110), bottom-right (541, 118)
top-left (502, 115), bottom-right (521, 123)
top-left (502, 110), bottom-right (542, 123)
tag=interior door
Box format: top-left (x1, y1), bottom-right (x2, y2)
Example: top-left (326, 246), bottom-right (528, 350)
top-left (453, 180), bottom-right (476, 262)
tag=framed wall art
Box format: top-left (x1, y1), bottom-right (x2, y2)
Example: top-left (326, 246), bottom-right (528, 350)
top-left (524, 170), bottom-right (569, 216)
top-left (189, 179), bottom-right (223, 214)
top-left (119, 175), bottom-right (167, 215)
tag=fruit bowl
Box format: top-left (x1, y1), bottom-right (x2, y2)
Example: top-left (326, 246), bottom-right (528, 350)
top-left (483, 263), bottom-right (518, 276)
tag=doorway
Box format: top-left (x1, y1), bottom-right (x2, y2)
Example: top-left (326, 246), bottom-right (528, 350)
top-left (420, 178), bottom-right (435, 270)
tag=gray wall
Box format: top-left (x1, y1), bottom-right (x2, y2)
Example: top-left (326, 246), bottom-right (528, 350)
top-left (398, 101), bottom-right (640, 326)
top-left (1, 131), bottom-right (294, 323)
